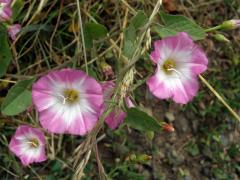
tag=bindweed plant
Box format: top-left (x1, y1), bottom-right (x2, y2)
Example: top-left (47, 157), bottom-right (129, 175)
top-left (0, 0), bottom-right (240, 179)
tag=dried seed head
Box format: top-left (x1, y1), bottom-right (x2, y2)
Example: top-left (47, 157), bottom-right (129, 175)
top-left (119, 68), bottom-right (134, 104)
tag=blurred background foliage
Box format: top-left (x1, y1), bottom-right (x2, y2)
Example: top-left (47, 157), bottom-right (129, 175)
top-left (0, 0), bottom-right (240, 179)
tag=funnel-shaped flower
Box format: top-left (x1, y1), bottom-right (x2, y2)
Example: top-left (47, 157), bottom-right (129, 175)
top-left (101, 81), bottom-right (134, 129)
top-left (9, 125), bottom-right (47, 166)
top-left (147, 32), bottom-right (208, 104)
top-left (32, 68), bottom-right (103, 135)
top-left (0, 0), bottom-right (12, 22)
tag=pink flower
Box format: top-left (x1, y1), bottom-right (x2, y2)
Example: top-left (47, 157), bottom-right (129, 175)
top-left (101, 81), bottom-right (134, 130)
top-left (147, 32), bottom-right (208, 104)
top-left (8, 24), bottom-right (21, 40)
top-left (9, 125), bottom-right (47, 166)
top-left (0, 0), bottom-right (12, 22)
top-left (32, 68), bottom-right (103, 135)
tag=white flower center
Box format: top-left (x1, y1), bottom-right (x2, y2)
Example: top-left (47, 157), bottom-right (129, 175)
top-left (161, 58), bottom-right (186, 79)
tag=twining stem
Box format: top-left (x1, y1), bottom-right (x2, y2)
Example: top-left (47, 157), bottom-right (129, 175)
top-left (199, 75), bottom-right (240, 122)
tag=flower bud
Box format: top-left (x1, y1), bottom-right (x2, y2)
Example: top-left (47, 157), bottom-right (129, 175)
top-left (129, 154), bottom-right (137, 161)
top-left (162, 123), bottom-right (175, 132)
top-left (220, 19), bottom-right (240, 30)
top-left (136, 154), bottom-right (152, 162)
top-left (100, 61), bottom-right (114, 79)
top-left (8, 24), bottom-right (21, 40)
top-left (213, 33), bottom-right (230, 43)
top-left (145, 131), bottom-right (154, 141)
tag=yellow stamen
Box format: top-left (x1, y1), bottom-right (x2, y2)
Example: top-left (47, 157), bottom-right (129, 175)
top-left (162, 59), bottom-right (176, 74)
top-left (63, 89), bottom-right (79, 104)
top-left (28, 138), bottom-right (39, 148)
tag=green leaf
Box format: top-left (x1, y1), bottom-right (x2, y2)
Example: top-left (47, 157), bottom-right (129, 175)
top-left (51, 160), bottom-right (62, 172)
top-left (12, 0), bottom-right (24, 20)
top-left (86, 23), bottom-right (108, 39)
top-left (122, 11), bottom-right (148, 58)
top-left (21, 24), bottom-right (52, 34)
top-left (0, 25), bottom-right (12, 78)
top-left (153, 27), bottom-right (177, 38)
top-left (1, 78), bottom-right (35, 116)
top-left (123, 40), bottom-right (136, 58)
top-left (124, 24), bottom-right (136, 42)
top-left (83, 23), bottom-right (108, 49)
top-left (125, 108), bottom-right (161, 132)
top-left (131, 11), bottom-right (148, 29)
top-left (154, 12), bottom-right (206, 40)
top-left (123, 24), bottom-right (137, 58)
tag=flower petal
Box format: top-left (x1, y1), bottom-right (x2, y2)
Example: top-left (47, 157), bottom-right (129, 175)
top-left (190, 47), bottom-right (208, 74)
top-left (147, 73), bottom-right (172, 99)
top-left (0, 5), bottom-right (12, 21)
top-left (101, 81), bottom-right (115, 99)
top-left (147, 67), bottom-right (199, 104)
top-left (39, 106), bottom-right (67, 133)
top-left (150, 40), bottom-right (172, 64)
top-left (105, 110), bottom-right (126, 130)
top-left (68, 111), bottom-right (98, 135)
top-left (172, 78), bottom-right (199, 104)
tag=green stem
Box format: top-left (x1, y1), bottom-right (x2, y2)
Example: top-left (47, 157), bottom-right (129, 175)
top-left (199, 75), bottom-right (240, 122)
top-left (76, 0), bottom-right (88, 74)
top-left (205, 25), bottom-right (221, 33)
